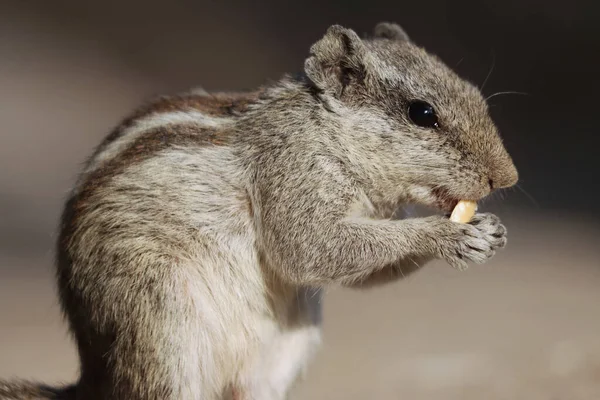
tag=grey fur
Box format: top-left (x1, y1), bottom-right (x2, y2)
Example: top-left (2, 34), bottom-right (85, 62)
top-left (1, 22), bottom-right (517, 400)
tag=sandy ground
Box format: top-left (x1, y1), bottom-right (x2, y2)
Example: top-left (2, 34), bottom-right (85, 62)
top-left (1, 213), bottom-right (599, 399)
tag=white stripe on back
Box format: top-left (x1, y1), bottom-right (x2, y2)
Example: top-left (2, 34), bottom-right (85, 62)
top-left (85, 110), bottom-right (229, 174)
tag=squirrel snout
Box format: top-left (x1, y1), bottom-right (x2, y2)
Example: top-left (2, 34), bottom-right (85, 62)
top-left (488, 164), bottom-right (519, 190)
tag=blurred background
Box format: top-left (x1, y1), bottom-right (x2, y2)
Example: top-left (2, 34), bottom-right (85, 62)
top-left (1, 0), bottom-right (599, 399)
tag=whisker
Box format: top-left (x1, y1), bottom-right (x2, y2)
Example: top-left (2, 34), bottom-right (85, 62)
top-left (485, 91), bottom-right (529, 102)
top-left (499, 190), bottom-right (506, 201)
top-left (480, 50), bottom-right (496, 92)
top-left (489, 189), bottom-right (506, 203)
top-left (515, 183), bottom-right (540, 208)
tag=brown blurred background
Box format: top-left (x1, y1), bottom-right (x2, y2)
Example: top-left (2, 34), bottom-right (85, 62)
top-left (1, 0), bottom-right (599, 398)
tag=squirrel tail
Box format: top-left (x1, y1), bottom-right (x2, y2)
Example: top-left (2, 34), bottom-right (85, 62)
top-left (0, 380), bottom-right (76, 400)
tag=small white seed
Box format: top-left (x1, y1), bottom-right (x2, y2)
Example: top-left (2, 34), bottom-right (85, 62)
top-left (450, 200), bottom-right (477, 223)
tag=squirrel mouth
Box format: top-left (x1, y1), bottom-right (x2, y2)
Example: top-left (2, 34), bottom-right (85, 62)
top-left (431, 188), bottom-right (460, 214)
top-left (395, 190), bottom-right (459, 220)
top-left (395, 187), bottom-right (476, 220)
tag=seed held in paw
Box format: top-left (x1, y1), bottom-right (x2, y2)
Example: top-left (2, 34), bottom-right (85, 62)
top-left (450, 200), bottom-right (477, 223)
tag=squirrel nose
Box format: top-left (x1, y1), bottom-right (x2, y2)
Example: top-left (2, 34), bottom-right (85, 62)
top-left (488, 164), bottom-right (519, 190)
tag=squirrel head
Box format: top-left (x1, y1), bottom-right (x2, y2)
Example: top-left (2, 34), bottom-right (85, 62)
top-left (304, 22), bottom-right (518, 212)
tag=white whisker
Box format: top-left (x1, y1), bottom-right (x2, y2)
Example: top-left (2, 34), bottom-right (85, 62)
top-left (515, 183), bottom-right (540, 208)
top-left (485, 91), bottom-right (529, 102)
top-left (480, 50), bottom-right (496, 91)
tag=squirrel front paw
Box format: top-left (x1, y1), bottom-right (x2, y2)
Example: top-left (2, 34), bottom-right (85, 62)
top-left (428, 213), bottom-right (507, 271)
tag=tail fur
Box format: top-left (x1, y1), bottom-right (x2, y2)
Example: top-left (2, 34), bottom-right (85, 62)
top-left (0, 380), bottom-right (75, 400)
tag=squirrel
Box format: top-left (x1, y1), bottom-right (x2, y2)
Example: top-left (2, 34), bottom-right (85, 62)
top-left (0, 22), bottom-right (518, 400)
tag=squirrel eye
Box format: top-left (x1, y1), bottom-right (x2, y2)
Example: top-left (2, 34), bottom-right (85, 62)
top-left (408, 100), bottom-right (440, 129)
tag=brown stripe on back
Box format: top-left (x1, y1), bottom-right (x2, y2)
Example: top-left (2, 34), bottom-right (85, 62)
top-left (130, 91), bottom-right (262, 120)
top-left (91, 90), bottom-right (263, 162)
top-left (66, 90), bottom-right (260, 249)
top-left (74, 124), bottom-right (230, 218)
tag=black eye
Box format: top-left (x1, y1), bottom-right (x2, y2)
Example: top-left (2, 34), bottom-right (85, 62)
top-left (408, 100), bottom-right (440, 129)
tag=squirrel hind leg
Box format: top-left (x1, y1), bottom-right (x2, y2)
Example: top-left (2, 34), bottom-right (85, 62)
top-left (71, 259), bottom-right (227, 400)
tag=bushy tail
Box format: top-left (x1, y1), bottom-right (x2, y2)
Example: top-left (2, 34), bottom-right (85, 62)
top-left (0, 380), bottom-right (76, 400)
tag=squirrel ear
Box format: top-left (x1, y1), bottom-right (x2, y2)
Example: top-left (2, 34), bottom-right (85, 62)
top-left (304, 25), bottom-right (366, 97)
top-left (373, 22), bottom-right (410, 42)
